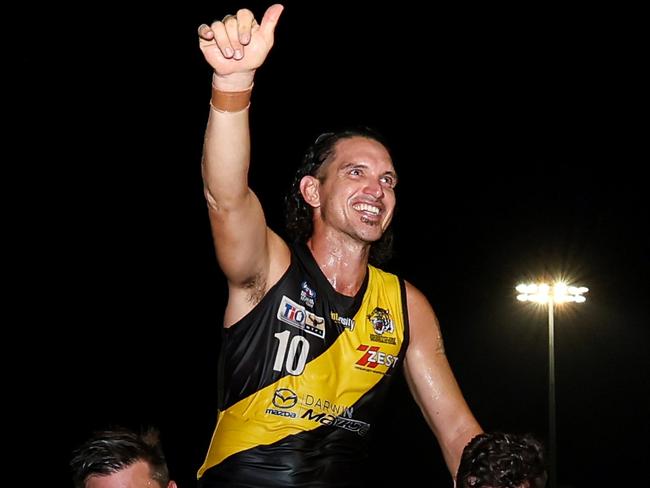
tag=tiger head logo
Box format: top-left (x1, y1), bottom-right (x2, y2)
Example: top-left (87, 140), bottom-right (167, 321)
top-left (368, 307), bottom-right (394, 335)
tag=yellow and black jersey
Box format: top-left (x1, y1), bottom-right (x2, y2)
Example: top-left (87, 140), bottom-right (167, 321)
top-left (198, 243), bottom-right (410, 487)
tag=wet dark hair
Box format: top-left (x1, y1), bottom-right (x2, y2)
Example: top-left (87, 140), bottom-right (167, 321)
top-left (70, 427), bottom-right (170, 488)
top-left (456, 432), bottom-right (548, 488)
top-left (284, 127), bottom-right (394, 266)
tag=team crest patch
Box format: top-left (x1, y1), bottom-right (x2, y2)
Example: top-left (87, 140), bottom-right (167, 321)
top-left (367, 307), bottom-right (394, 335)
top-left (368, 307), bottom-right (397, 344)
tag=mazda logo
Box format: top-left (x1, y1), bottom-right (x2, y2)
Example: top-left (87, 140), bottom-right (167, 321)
top-left (273, 388), bottom-right (298, 408)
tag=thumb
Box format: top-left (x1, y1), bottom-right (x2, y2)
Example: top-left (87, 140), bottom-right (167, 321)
top-left (259, 4), bottom-right (284, 40)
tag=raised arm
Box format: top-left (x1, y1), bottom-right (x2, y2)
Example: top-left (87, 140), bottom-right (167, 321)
top-left (403, 282), bottom-right (483, 479)
top-left (198, 4), bottom-right (289, 325)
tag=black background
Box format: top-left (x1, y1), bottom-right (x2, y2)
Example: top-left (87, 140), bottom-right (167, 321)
top-left (18, 1), bottom-right (647, 486)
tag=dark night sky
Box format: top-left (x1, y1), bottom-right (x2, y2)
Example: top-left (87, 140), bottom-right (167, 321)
top-left (22, 2), bottom-right (646, 487)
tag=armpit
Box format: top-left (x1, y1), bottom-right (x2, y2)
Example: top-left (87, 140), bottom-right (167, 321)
top-left (243, 273), bottom-right (267, 306)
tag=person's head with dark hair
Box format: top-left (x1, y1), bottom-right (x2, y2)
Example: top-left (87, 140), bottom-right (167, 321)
top-left (70, 427), bottom-right (177, 488)
top-left (456, 432), bottom-right (547, 488)
top-left (285, 127), bottom-right (395, 265)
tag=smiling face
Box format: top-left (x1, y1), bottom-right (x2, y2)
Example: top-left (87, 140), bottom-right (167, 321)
top-left (301, 136), bottom-right (397, 245)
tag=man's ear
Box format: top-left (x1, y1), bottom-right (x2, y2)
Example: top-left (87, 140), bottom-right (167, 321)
top-left (300, 175), bottom-right (320, 208)
top-left (167, 481), bottom-right (178, 488)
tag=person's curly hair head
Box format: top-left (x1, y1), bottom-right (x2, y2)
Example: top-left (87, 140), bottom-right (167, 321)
top-left (284, 127), bottom-right (394, 266)
top-left (457, 432), bottom-right (548, 488)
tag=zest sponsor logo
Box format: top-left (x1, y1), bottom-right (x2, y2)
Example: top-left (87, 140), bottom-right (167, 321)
top-left (355, 344), bottom-right (398, 370)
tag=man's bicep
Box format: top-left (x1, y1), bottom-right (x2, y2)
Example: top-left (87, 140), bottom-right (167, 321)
top-left (208, 190), bottom-right (275, 287)
top-left (404, 282), bottom-right (482, 473)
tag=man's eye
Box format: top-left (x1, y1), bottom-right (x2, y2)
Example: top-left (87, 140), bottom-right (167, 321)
top-left (381, 176), bottom-right (395, 187)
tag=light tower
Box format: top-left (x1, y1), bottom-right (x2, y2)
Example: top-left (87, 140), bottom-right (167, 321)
top-left (515, 281), bottom-right (588, 488)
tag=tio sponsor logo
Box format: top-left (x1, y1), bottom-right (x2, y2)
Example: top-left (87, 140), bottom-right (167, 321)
top-left (277, 296), bottom-right (325, 339)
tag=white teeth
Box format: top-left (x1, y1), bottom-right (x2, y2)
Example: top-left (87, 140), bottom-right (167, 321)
top-left (353, 203), bottom-right (380, 215)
